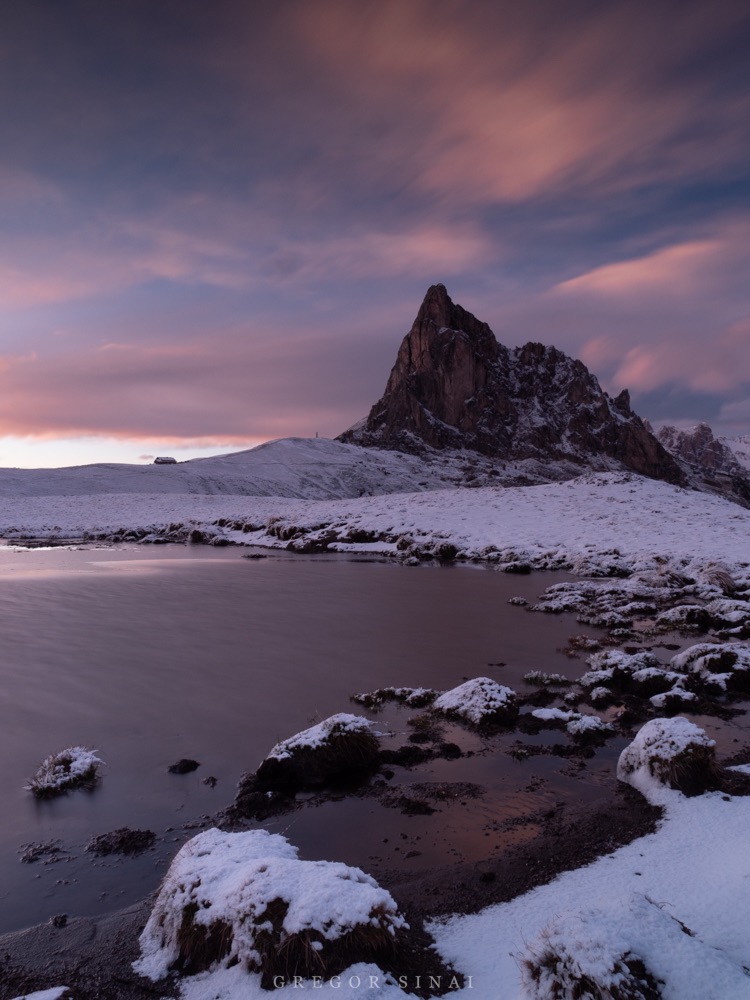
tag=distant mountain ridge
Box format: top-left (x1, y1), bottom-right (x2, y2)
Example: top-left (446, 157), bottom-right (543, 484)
top-left (647, 421), bottom-right (750, 508)
top-left (339, 284), bottom-right (683, 485)
top-left (652, 422), bottom-right (741, 475)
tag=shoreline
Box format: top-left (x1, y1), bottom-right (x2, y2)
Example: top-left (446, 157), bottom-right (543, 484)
top-left (0, 787), bottom-right (661, 1000)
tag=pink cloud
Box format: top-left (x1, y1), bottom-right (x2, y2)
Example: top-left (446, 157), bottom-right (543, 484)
top-left (0, 315), bottom-right (390, 441)
top-left (284, 1), bottom-right (750, 205)
top-left (605, 322), bottom-right (749, 397)
top-left (555, 241), bottom-right (722, 297)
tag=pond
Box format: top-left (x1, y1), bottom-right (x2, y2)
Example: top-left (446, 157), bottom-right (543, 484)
top-left (0, 544), bottom-right (742, 935)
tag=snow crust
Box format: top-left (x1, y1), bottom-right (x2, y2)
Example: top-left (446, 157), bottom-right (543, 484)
top-left (134, 828), bottom-right (406, 983)
top-left (10, 990), bottom-right (71, 1000)
top-left (265, 714), bottom-right (372, 762)
top-left (177, 963), bottom-right (420, 999)
top-left (433, 677), bottom-right (517, 724)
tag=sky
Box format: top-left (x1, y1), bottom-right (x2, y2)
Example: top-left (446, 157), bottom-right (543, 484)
top-left (1, 0), bottom-right (749, 468)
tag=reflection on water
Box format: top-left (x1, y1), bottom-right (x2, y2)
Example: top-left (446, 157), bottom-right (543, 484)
top-left (0, 545), bottom-right (744, 934)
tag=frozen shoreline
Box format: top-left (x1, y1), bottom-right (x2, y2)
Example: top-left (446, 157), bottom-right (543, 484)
top-left (4, 469), bottom-right (750, 569)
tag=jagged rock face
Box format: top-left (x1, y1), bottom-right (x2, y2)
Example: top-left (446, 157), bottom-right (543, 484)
top-left (340, 284), bottom-right (683, 484)
top-left (656, 423), bottom-right (740, 474)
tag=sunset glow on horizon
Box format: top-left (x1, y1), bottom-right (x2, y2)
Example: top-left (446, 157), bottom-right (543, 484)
top-left (1, 0), bottom-right (749, 467)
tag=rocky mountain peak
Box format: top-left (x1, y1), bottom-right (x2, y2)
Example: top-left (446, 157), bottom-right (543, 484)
top-left (415, 283), bottom-right (495, 346)
top-left (339, 285), bottom-right (684, 485)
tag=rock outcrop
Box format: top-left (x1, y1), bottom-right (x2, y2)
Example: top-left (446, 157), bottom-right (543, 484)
top-left (651, 421), bottom-right (750, 509)
top-left (654, 422), bottom-right (741, 474)
top-left (340, 284), bottom-right (683, 484)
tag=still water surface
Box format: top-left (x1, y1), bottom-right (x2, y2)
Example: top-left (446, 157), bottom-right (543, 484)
top-left (0, 545), bottom-right (740, 935)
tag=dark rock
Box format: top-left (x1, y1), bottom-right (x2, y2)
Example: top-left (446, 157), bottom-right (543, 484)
top-left (339, 284), bottom-right (684, 485)
top-left (168, 758), bottom-right (200, 774)
top-left (202, 775), bottom-right (218, 787)
top-left (230, 720), bottom-right (381, 821)
top-left (86, 828), bottom-right (156, 856)
top-left (50, 913), bottom-right (68, 928)
top-left (254, 728), bottom-right (380, 792)
top-left (379, 745), bottom-right (433, 767)
top-left (230, 785), bottom-right (293, 821)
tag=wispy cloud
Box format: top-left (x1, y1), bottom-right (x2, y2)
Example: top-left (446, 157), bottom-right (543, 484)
top-left (555, 241), bottom-right (723, 297)
top-left (0, 0), bottom-right (748, 458)
top-left (289, 0), bottom-right (750, 206)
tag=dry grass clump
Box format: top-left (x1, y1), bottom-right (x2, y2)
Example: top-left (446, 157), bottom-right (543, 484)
top-left (651, 744), bottom-right (719, 795)
top-left (251, 897), bottom-right (401, 989)
top-left (86, 827), bottom-right (156, 856)
top-left (26, 746), bottom-right (103, 797)
top-left (174, 903), bottom-right (233, 972)
top-left (521, 930), bottom-right (661, 1000)
top-left (524, 671), bottom-right (572, 688)
top-left (352, 686), bottom-right (437, 710)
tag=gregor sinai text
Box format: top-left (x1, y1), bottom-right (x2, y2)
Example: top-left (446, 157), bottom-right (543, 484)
top-left (272, 973), bottom-right (472, 990)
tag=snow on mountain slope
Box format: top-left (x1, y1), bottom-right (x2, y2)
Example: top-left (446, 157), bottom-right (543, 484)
top-left (722, 435), bottom-right (750, 472)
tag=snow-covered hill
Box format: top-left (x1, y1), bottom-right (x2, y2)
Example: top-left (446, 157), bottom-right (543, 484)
top-left (0, 438), bottom-right (450, 501)
top-left (0, 436), bottom-right (581, 503)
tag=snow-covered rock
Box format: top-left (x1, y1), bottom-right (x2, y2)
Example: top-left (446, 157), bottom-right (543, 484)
top-left (265, 714), bottom-right (372, 762)
top-left (433, 677), bottom-right (518, 725)
top-left (518, 892), bottom-right (747, 1000)
top-left (670, 642), bottom-right (750, 692)
top-left (519, 899), bottom-right (661, 1000)
top-left (134, 829), bottom-right (407, 987)
top-left (566, 715), bottom-right (612, 737)
top-left (617, 718), bottom-right (716, 799)
top-left (253, 714), bottom-right (379, 792)
top-left (530, 708), bottom-right (612, 738)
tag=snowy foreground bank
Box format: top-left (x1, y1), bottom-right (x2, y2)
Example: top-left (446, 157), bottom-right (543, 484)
top-left (20, 739), bottom-right (749, 1000)
top-left (164, 786), bottom-right (750, 999)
